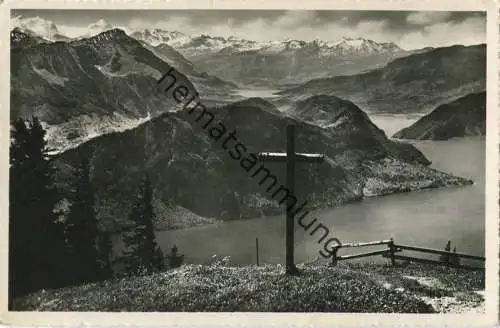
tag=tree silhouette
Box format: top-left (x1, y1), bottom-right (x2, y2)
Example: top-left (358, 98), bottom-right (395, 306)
top-left (450, 246), bottom-right (461, 267)
top-left (9, 116), bottom-right (68, 306)
top-left (97, 231), bottom-right (113, 279)
top-left (439, 240), bottom-right (452, 263)
top-left (123, 175), bottom-right (165, 274)
top-left (66, 153), bottom-right (112, 284)
top-left (167, 245), bottom-right (184, 269)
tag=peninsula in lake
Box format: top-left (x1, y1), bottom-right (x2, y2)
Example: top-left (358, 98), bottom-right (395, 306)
top-left (393, 92), bottom-right (486, 140)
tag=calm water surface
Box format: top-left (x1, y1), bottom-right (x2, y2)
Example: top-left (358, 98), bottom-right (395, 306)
top-left (234, 89), bottom-right (281, 99)
top-left (153, 136), bottom-right (485, 265)
top-left (369, 113), bottom-right (424, 137)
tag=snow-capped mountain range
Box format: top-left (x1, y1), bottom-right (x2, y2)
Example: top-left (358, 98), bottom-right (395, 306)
top-left (11, 15), bottom-right (58, 38)
top-left (130, 28), bottom-right (404, 58)
top-left (11, 15), bottom-right (405, 57)
top-left (130, 29), bottom-right (193, 48)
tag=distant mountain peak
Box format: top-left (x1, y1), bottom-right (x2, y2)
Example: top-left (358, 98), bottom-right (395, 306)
top-left (341, 36), bottom-right (365, 41)
top-left (71, 28), bottom-right (133, 46)
top-left (90, 18), bottom-right (110, 28)
top-left (329, 36), bottom-right (403, 54)
top-left (220, 97), bottom-right (282, 116)
top-left (130, 28), bottom-right (189, 47)
top-left (99, 28), bottom-right (127, 37)
top-left (292, 94), bottom-right (362, 120)
top-left (85, 18), bottom-right (113, 37)
top-left (11, 15), bottom-right (63, 41)
top-left (231, 97), bottom-right (274, 108)
top-left (11, 27), bottom-right (30, 39)
top-left (10, 27), bottom-right (45, 48)
top-left (150, 28), bottom-right (184, 37)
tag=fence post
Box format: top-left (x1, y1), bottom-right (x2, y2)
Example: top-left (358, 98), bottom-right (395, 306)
top-left (388, 237), bottom-right (396, 266)
top-left (255, 237), bottom-right (259, 266)
top-left (331, 247), bottom-right (339, 266)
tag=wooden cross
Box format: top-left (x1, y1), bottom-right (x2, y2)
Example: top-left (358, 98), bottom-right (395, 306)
top-left (258, 124), bottom-right (325, 274)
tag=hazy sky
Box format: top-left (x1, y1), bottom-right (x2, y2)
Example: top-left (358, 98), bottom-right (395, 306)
top-left (12, 10), bottom-right (486, 50)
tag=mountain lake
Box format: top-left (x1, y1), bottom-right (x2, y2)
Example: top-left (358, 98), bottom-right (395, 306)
top-left (148, 113), bottom-right (485, 266)
top-left (111, 114), bottom-right (485, 267)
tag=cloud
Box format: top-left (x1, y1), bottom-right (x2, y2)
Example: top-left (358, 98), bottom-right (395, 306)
top-left (122, 11), bottom-right (484, 50)
top-left (15, 10), bottom-right (485, 50)
top-left (399, 16), bottom-right (485, 49)
top-left (273, 11), bottom-right (317, 28)
top-left (123, 11), bottom-right (396, 44)
top-left (406, 12), bottom-right (452, 25)
top-left (57, 25), bottom-right (92, 38)
top-left (129, 16), bottom-right (192, 33)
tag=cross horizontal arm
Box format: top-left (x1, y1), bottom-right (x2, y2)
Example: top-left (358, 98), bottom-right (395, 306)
top-left (258, 152), bottom-right (325, 163)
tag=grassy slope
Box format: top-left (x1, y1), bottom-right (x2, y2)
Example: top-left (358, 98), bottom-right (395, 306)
top-left (14, 262), bottom-right (484, 313)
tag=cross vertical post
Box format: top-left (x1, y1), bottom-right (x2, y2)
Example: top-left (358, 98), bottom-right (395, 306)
top-left (257, 124), bottom-right (325, 275)
top-left (286, 125), bottom-right (296, 274)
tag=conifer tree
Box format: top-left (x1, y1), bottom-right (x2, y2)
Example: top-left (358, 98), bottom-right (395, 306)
top-left (9, 116), bottom-right (68, 305)
top-left (97, 231), bottom-right (113, 280)
top-left (123, 175), bottom-right (165, 274)
top-left (9, 118), bottom-right (29, 307)
top-left (66, 154), bottom-right (111, 284)
top-left (450, 246), bottom-right (461, 267)
top-left (439, 240), bottom-right (452, 263)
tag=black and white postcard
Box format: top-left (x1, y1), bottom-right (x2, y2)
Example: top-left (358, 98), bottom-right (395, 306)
top-left (0, 0), bottom-right (498, 327)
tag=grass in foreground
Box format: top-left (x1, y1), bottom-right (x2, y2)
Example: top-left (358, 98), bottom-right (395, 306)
top-left (14, 262), bottom-right (484, 313)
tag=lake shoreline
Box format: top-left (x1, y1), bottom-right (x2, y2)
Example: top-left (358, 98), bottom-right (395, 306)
top-left (147, 177), bottom-right (474, 234)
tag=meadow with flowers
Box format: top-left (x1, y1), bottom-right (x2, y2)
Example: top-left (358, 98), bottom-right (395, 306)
top-left (15, 257), bottom-right (484, 313)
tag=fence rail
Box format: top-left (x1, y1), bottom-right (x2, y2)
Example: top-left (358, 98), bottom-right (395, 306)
top-left (381, 253), bottom-right (482, 270)
top-left (335, 239), bottom-right (391, 249)
top-left (331, 238), bottom-right (485, 270)
top-left (337, 249), bottom-right (400, 261)
top-left (393, 244), bottom-right (485, 261)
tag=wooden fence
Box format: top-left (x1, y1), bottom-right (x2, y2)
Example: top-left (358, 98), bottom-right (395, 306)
top-left (330, 238), bottom-right (485, 270)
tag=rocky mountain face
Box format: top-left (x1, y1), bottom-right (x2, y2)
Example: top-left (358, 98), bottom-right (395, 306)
top-left (139, 41), bottom-right (238, 102)
top-left (278, 44), bottom-right (486, 113)
top-left (393, 92), bottom-right (486, 140)
top-left (10, 28), bottom-right (234, 152)
top-left (11, 28), bottom-right (49, 48)
top-left (52, 96), bottom-right (471, 232)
